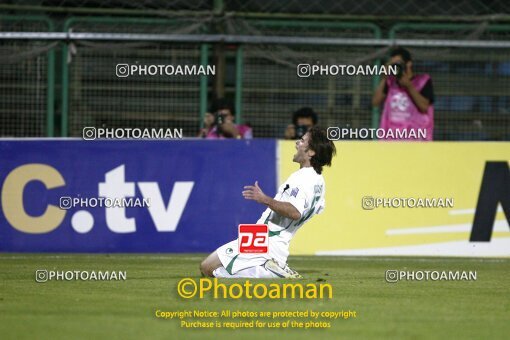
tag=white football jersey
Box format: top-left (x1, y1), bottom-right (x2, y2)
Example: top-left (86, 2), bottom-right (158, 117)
top-left (257, 166), bottom-right (326, 262)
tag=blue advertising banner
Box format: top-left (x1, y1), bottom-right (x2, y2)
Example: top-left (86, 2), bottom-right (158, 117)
top-left (0, 140), bottom-right (277, 252)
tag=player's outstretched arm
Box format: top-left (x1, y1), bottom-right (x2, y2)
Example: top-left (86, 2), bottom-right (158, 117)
top-left (242, 181), bottom-right (301, 220)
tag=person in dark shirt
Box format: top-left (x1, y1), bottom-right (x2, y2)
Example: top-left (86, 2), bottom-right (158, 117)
top-left (284, 107), bottom-right (318, 140)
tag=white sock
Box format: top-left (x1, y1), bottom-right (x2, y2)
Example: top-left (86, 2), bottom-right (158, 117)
top-left (213, 265), bottom-right (279, 278)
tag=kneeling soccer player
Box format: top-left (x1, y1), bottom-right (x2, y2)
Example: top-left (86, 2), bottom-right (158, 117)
top-left (200, 126), bottom-right (336, 278)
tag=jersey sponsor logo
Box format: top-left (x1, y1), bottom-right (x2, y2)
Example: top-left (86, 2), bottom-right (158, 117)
top-left (238, 224), bottom-right (268, 254)
top-left (290, 187), bottom-right (299, 197)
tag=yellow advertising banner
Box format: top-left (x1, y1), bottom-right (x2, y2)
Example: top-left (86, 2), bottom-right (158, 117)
top-left (279, 141), bottom-right (510, 257)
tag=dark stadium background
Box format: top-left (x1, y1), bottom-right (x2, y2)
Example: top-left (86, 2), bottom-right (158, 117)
top-left (1, 2), bottom-right (510, 339)
top-left (1, 0), bottom-right (510, 139)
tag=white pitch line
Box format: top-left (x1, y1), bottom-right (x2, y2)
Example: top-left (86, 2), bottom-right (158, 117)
top-left (386, 220), bottom-right (509, 235)
top-left (449, 206), bottom-right (503, 215)
top-left (0, 255), bottom-right (204, 260)
top-left (317, 238), bottom-right (510, 257)
top-left (291, 256), bottom-right (508, 262)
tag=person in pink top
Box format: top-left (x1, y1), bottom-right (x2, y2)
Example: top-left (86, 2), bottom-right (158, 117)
top-left (372, 47), bottom-right (435, 141)
top-left (198, 99), bottom-right (253, 139)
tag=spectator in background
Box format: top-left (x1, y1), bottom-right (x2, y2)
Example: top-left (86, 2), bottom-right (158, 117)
top-left (198, 112), bottom-right (215, 138)
top-left (284, 107), bottom-right (318, 140)
top-left (200, 99), bottom-right (252, 139)
top-left (372, 47), bottom-right (434, 141)
top-left (460, 119), bottom-right (490, 141)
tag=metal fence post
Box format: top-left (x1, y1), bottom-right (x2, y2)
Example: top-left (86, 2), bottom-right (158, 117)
top-left (235, 45), bottom-right (243, 124)
top-left (200, 44), bottom-right (209, 129)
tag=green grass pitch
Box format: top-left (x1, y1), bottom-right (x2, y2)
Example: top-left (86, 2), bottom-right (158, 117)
top-left (1, 254), bottom-right (509, 340)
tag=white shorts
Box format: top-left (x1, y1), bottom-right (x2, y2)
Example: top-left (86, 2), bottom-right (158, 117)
top-left (216, 239), bottom-right (269, 275)
top-left (216, 237), bottom-right (289, 275)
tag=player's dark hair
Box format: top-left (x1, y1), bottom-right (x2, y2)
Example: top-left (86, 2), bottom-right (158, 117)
top-left (390, 47), bottom-right (412, 63)
top-left (210, 98), bottom-right (235, 115)
top-left (292, 107), bottom-right (318, 126)
top-left (307, 126), bottom-right (336, 174)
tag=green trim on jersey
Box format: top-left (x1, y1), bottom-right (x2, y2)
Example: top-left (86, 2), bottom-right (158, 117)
top-left (269, 219), bottom-right (294, 237)
top-left (296, 194), bottom-right (321, 227)
top-left (263, 212), bottom-right (272, 225)
top-left (225, 254), bottom-right (239, 275)
top-left (269, 230), bottom-right (280, 237)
